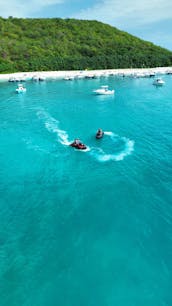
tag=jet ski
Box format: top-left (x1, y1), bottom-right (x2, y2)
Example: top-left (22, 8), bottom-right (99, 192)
top-left (96, 129), bottom-right (104, 139)
top-left (70, 140), bottom-right (87, 150)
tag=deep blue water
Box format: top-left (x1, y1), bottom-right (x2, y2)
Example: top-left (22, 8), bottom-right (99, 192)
top-left (0, 75), bottom-right (172, 306)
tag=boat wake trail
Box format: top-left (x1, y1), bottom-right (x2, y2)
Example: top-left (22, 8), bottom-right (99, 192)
top-left (37, 109), bottom-right (71, 146)
top-left (37, 110), bottom-right (134, 161)
top-left (90, 131), bottom-right (134, 162)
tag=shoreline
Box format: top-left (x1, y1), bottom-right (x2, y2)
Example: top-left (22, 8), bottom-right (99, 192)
top-left (0, 67), bottom-right (172, 82)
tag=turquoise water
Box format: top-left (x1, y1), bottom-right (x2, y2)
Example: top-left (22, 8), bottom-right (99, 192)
top-left (0, 75), bottom-right (172, 306)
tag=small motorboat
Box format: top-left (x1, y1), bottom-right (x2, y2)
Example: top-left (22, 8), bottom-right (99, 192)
top-left (32, 75), bottom-right (39, 81)
top-left (16, 84), bottom-right (26, 93)
top-left (149, 72), bottom-right (156, 77)
top-left (93, 85), bottom-right (115, 95)
top-left (96, 129), bottom-right (104, 139)
top-left (9, 77), bottom-right (18, 82)
top-left (153, 78), bottom-right (165, 86)
top-left (70, 140), bottom-right (87, 150)
top-left (63, 76), bottom-right (74, 80)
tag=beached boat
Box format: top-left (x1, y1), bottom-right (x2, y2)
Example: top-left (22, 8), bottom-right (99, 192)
top-left (153, 78), bottom-right (165, 86)
top-left (75, 74), bottom-right (85, 79)
top-left (85, 73), bottom-right (97, 79)
top-left (32, 74), bottom-right (46, 81)
top-left (39, 76), bottom-right (46, 81)
top-left (9, 77), bottom-right (18, 82)
top-left (16, 84), bottom-right (26, 93)
top-left (93, 85), bottom-right (114, 95)
top-left (63, 76), bottom-right (74, 80)
top-left (32, 75), bottom-right (40, 81)
top-left (149, 72), bottom-right (156, 77)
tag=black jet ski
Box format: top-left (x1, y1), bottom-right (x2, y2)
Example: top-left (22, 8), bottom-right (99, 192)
top-left (96, 129), bottom-right (104, 139)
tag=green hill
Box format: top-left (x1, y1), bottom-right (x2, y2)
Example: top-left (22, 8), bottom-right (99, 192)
top-left (0, 17), bottom-right (172, 73)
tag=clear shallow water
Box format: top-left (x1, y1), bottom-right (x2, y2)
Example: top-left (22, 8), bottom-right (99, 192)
top-left (0, 75), bottom-right (172, 306)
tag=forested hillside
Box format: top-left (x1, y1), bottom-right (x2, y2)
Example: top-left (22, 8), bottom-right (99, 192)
top-left (0, 17), bottom-right (172, 73)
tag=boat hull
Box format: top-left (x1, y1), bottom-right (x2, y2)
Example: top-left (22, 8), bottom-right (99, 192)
top-left (96, 132), bottom-right (104, 139)
top-left (153, 79), bottom-right (165, 86)
top-left (70, 143), bottom-right (87, 150)
top-left (93, 89), bottom-right (114, 95)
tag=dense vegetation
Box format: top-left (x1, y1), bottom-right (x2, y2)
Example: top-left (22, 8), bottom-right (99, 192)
top-left (0, 17), bottom-right (172, 73)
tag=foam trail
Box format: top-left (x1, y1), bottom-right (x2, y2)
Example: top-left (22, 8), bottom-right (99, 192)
top-left (37, 110), bottom-right (90, 149)
top-left (90, 133), bottom-right (134, 162)
top-left (37, 111), bottom-right (134, 160)
top-left (56, 128), bottom-right (71, 146)
top-left (104, 131), bottom-right (114, 136)
top-left (37, 109), bottom-right (71, 146)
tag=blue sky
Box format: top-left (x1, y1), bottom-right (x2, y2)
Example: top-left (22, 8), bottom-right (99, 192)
top-left (1, 0), bottom-right (172, 50)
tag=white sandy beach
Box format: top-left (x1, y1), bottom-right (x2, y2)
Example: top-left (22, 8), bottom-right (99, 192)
top-left (0, 67), bottom-right (172, 82)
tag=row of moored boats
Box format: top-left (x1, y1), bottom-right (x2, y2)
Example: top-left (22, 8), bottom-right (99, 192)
top-left (92, 78), bottom-right (165, 96)
top-left (9, 75), bottom-right (46, 82)
top-left (15, 77), bottom-right (165, 94)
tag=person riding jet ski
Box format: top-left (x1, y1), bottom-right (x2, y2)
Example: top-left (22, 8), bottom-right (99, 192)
top-left (70, 139), bottom-right (87, 150)
top-left (96, 129), bottom-right (104, 139)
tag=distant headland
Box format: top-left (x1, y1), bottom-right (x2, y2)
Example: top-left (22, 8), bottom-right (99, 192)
top-left (0, 17), bottom-right (172, 74)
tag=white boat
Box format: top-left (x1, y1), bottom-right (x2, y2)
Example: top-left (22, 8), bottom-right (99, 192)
top-left (32, 74), bottom-right (46, 81)
top-left (9, 77), bottom-right (18, 82)
top-left (75, 74), bottom-right (85, 79)
top-left (16, 84), bottom-right (26, 93)
top-left (32, 75), bottom-right (39, 81)
top-left (85, 73), bottom-right (97, 79)
top-left (63, 75), bottom-right (74, 80)
top-left (39, 76), bottom-right (46, 81)
top-left (93, 85), bottom-right (115, 95)
top-left (153, 78), bottom-right (165, 86)
top-left (149, 72), bottom-right (156, 77)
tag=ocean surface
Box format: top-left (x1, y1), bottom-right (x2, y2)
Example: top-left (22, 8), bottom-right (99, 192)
top-left (0, 75), bottom-right (172, 306)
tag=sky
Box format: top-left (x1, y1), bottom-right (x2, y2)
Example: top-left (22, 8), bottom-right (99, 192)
top-left (0, 0), bottom-right (172, 50)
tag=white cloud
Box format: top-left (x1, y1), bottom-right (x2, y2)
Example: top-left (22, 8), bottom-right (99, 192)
top-left (73, 0), bottom-right (172, 28)
top-left (0, 0), bottom-right (64, 18)
top-left (1, 0), bottom-right (171, 26)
